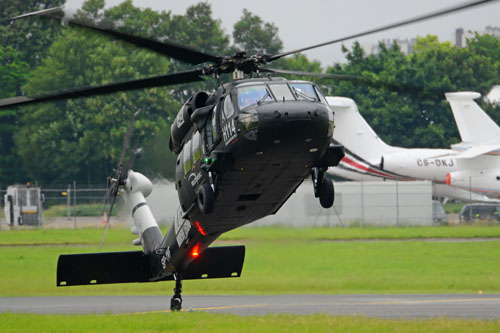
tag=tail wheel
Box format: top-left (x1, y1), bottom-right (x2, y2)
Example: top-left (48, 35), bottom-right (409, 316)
top-left (198, 183), bottom-right (215, 214)
top-left (319, 178), bottom-right (334, 208)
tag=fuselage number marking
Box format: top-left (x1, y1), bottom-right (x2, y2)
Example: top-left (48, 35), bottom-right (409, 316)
top-left (222, 119), bottom-right (237, 145)
top-left (417, 159), bottom-right (455, 167)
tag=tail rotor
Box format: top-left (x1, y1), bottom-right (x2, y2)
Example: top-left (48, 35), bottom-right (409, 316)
top-left (98, 111), bottom-right (139, 250)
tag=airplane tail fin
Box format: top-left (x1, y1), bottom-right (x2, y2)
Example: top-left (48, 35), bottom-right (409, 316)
top-left (446, 92), bottom-right (500, 145)
top-left (327, 96), bottom-right (400, 164)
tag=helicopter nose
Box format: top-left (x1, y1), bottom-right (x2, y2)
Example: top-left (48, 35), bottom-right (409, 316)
top-left (256, 103), bottom-right (331, 146)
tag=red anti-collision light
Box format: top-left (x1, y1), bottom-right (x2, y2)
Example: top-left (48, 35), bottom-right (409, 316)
top-left (194, 221), bottom-right (207, 236)
top-left (191, 243), bottom-right (200, 258)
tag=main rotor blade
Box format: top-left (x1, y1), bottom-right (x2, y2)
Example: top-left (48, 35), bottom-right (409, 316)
top-left (267, 0), bottom-right (497, 62)
top-left (261, 68), bottom-right (436, 95)
top-left (0, 69), bottom-right (204, 109)
top-left (10, 7), bottom-right (223, 65)
top-left (260, 68), bottom-right (363, 81)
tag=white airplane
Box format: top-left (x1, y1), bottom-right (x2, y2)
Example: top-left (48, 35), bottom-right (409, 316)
top-left (444, 92), bottom-right (500, 198)
top-left (326, 93), bottom-right (499, 202)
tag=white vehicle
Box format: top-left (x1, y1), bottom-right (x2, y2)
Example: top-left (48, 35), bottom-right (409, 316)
top-left (326, 95), bottom-right (498, 202)
top-left (4, 185), bottom-right (43, 227)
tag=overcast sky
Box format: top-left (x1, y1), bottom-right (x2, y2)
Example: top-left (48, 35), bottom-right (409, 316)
top-left (64, 0), bottom-right (500, 67)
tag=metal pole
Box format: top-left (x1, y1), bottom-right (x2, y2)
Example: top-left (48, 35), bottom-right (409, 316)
top-left (67, 184), bottom-right (71, 220)
top-left (360, 181), bottom-right (365, 227)
top-left (396, 181), bottom-right (400, 226)
top-left (73, 181), bottom-right (77, 229)
top-left (327, 204), bottom-right (330, 228)
top-left (469, 176), bottom-right (472, 223)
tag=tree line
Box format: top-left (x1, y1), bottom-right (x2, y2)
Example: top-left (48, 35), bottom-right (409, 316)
top-left (1, 0), bottom-right (500, 186)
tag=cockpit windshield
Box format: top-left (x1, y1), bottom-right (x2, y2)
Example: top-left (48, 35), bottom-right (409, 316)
top-left (237, 82), bottom-right (327, 110)
top-left (290, 83), bottom-right (319, 101)
top-left (237, 85), bottom-right (274, 109)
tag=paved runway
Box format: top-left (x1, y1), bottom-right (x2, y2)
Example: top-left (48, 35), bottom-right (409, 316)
top-left (1, 294), bottom-right (500, 318)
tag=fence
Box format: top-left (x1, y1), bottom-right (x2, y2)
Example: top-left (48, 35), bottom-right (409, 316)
top-left (255, 180), bottom-right (434, 227)
top-left (0, 183), bottom-right (108, 228)
top-left (0, 180), bottom-right (440, 229)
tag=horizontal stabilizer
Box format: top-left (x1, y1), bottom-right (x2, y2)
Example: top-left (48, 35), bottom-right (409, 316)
top-left (161, 245), bottom-right (245, 281)
top-left (453, 144), bottom-right (500, 159)
top-left (57, 245), bottom-right (245, 286)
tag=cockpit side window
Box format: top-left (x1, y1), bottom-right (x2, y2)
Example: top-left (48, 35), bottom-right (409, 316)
top-left (183, 139), bottom-right (192, 174)
top-left (237, 85), bottom-right (273, 110)
top-left (314, 86), bottom-right (328, 104)
top-left (212, 102), bottom-right (219, 143)
top-left (222, 94), bottom-right (235, 120)
top-left (192, 132), bottom-right (201, 163)
top-left (269, 83), bottom-right (295, 102)
top-left (290, 83), bottom-right (319, 102)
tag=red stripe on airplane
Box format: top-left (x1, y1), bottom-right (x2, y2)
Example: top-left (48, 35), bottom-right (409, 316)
top-left (341, 156), bottom-right (397, 179)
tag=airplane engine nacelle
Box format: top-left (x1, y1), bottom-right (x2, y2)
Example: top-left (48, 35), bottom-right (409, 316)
top-left (446, 171), bottom-right (467, 187)
top-left (170, 91), bottom-right (209, 154)
top-left (380, 153), bottom-right (410, 173)
top-left (446, 169), bottom-right (500, 194)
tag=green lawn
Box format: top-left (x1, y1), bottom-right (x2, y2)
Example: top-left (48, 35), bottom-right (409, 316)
top-left (1, 237), bottom-right (499, 296)
top-left (1, 225), bottom-right (500, 246)
top-left (43, 204), bottom-right (114, 218)
top-left (1, 312), bottom-right (500, 332)
top-left (2, 226), bottom-right (500, 330)
top-left (222, 225), bottom-right (500, 241)
top-left (443, 202), bottom-right (465, 214)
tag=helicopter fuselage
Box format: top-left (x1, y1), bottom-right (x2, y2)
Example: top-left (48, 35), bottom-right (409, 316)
top-left (160, 77), bottom-right (340, 274)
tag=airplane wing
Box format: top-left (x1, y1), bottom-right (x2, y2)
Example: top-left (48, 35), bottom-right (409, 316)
top-left (453, 144), bottom-right (500, 159)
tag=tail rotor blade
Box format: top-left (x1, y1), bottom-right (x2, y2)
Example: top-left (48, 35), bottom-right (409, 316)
top-left (99, 110), bottom-right (138, 250)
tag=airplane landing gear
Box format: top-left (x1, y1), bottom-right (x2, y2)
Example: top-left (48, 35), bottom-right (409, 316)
top-left (311, 167), bottom-right (334, 208)
top-left (170, 273), bottom-right (183, 311)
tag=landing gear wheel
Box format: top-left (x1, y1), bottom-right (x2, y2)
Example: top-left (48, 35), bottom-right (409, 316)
top-left (198, 183), bottom-right (215, 214)
top-left (319, 178), bottom-right (334, 208)
top-left (170, 296), bottom-right (182, 311)
top-left (170, 273), bottom-right (183, 312)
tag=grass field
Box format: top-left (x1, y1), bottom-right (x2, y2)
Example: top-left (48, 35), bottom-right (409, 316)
top-left (43, 204), bottom-right (114, 218)
top-left (1, 226), bottom-right (500, 296)
top-left (2, 226), bottom-right (500, 331)
top-left (443, 202), bottom-right (465, 214)
top-left (1, 312), bottom-right (500, 332)
top-left (2, 224), bottom-right (500, 245)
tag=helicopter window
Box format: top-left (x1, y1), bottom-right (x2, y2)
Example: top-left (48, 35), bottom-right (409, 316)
top-left (183, 139), bottom-right (192, 174)
top-left (223, 94), bottom-right (235, 120)
top-left (268, 84), bottom-right (295, 102)
top-left (290, 83), bottom-right (318, 101)
top-left (192, 132), bottom-right (201, 163)
top-left (212, 103), bottom-right (219, 142)
top-left (314, 86), bottom-right (329, 104)
top-left (205, 114), bottom-right (214, 151)
top-left (237, 85), bottom-right (273, 109)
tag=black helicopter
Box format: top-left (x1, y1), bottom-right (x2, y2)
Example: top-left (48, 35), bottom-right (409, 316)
top-left (0, 1), bottom-right (494, 311)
